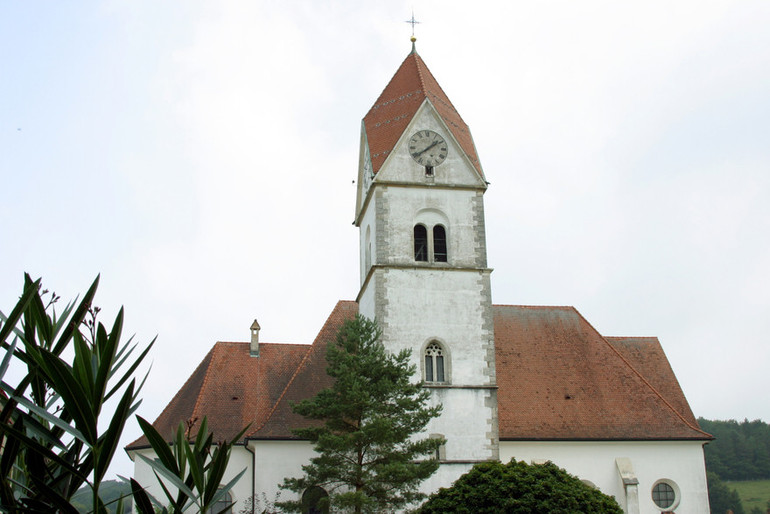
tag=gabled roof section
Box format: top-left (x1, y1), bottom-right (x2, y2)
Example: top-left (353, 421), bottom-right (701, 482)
top-left (606, 336), bottom-right (700, 427)
top-left (249, 301), bottom-right (358, 439)
top-left (363, 50), bottom-right (483, 178)
top-left (125, 340), bottom-right (310, 449)
top-left (494, 305), bottom-right (710, 441)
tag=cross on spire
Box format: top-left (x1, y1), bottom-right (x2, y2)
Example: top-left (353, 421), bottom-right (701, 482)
top-left (405, 11), bottom-right (420, 39)
top-left (405, 11), bottom-right (420, 52)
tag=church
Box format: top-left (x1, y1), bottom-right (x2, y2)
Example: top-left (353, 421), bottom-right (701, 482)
top-left (127, 42), bottom-right (711, 514)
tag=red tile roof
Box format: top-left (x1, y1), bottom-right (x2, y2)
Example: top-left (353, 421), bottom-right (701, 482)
top-left (127, 302), bottom-right (709, 451)
top-left (249, 301), bottom-right (358, 439)
top-left (494, 305), bottom-right (709, 440)
top-left (363, 50), bottom-right (484, 179)
top-left (606, 336), bottom-right (700, 428)
top-left (126, 339), bottom-right (310, 448)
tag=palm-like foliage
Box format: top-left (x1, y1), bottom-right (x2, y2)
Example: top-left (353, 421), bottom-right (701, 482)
top-left (0, 274), bottom-right (153, 513)
top-left (130, 417), bottom-right (247, 514)
top-left (1, 274), bottom-right (248, 513)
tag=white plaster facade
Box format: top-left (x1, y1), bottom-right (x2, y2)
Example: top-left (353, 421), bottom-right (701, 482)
top-left (500, 440), bottom-right (709, 514)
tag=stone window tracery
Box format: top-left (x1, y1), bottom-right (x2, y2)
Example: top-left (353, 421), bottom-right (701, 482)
top-left (424, 342), bottom-right (445, 382)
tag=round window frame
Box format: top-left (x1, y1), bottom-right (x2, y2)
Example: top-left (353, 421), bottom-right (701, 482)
top-left (651, 479), bottom-right (680, 511)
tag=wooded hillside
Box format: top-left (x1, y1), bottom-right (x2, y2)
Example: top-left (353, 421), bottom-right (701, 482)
top-left (700, 418), bottom-right (770, 481)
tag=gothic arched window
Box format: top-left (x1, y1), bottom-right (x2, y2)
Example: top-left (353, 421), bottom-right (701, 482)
top-left (424, 342), bottom-right (445, 382)
top-left (433, 225), bottom-right (447, 262)
top-left (302, 486), bottom-right (329, 514)
top-left (414, 224), bottom-right (428, 261)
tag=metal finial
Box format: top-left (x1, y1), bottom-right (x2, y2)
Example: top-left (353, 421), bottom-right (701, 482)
top-left (406, 11), bottom-right (420, 50)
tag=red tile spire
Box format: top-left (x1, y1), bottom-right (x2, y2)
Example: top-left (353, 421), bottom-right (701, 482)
top-left (363, 49), bottom-right (484, 179)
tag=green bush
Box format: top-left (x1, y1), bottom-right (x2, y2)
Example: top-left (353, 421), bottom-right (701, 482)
top-left (417, 459), bottom-right (623, 514)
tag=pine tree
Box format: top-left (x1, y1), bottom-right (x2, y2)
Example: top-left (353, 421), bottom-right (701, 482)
top-left (278, 315), bottom-right (443, 514)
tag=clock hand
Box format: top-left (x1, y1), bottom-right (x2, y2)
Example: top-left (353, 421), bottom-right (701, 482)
top-left (419, 140), bottom-right (440, 156)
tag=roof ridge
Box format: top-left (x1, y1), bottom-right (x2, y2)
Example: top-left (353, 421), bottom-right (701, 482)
top-left (247, 301), bottom-right (357, 438)
top-left (415, 53), bottom-right (464, 121)
top-left (190, 342), bottom-right (223, 428)
top-left (248, 343), bottom-right (313, 438)
top-left (572, 308), bottom-right (711, 438)
top-left (413, 53), bottom-right (428, 98)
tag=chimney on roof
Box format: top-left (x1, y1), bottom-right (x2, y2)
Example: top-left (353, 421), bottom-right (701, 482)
top-left (250, 319), bottom-right (261, 357)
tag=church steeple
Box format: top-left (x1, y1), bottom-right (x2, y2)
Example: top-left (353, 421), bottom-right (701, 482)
top-left (361, 51), bottom-right (484, 179)
top-left (353, 48), bottom-right (499, 477)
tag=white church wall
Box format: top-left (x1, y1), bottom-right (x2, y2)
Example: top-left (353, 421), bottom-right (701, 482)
top-left (424, 386), bottom-right (496, 461)
top-left (224, 447), bottom-right (253, 511)
top-left (381, 269), bottom-right (491, 383)
top-left (249, 439), bottom-right (316, 510)
top-left (131, 448), bottom-right (164, 505)
top-left (499, 440), bottom-right (709, 514)
top-left (379, 187), bottom-right (483, 268)
top-left (357, 193), bottom-right (377, 286)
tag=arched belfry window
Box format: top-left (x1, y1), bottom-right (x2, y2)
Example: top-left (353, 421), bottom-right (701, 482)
top-left (433, 225), bottom-right (447, 262)
top-left (424, 342), bottom-right (445, 383)
top-left (414, 224), bottom-right (428, 261)
top-left (413, 222), bottom-right (448, 263)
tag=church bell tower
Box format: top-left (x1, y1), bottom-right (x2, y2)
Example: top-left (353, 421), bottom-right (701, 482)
top-left (354, 42), bottom-right (499, 486)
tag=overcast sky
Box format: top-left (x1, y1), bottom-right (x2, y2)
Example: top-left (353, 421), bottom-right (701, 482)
top-left (2, 1), bottom-right (769, 480)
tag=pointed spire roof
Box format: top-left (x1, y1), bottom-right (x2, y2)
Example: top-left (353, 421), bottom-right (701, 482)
top-left (363, 50), bottom-right (483, 178)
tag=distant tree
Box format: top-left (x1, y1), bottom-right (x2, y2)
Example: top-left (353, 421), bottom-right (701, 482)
top-left (699, 418), bottom-right (770, 481)
top-left (278, 315), bottom-right (443, 514)
top-left (416, 459), bottom-right (623, 514)
top-left (707, 471), bottom-right (745, 514)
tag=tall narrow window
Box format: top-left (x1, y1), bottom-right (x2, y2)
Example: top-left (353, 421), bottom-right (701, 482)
top-left (424, 342), bottom-right (445, 382)
top-left (414, 224), bottom-right (428, 261)
top-left (302, 486), bottom-right (329, 514)
top-left (433, 225), bottom-right (447, 262)
top-left (365, 226), bottom-right (372, 271)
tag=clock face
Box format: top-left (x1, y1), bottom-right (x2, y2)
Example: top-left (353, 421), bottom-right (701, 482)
top-left (409, 130), bottom-right (448, 167)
